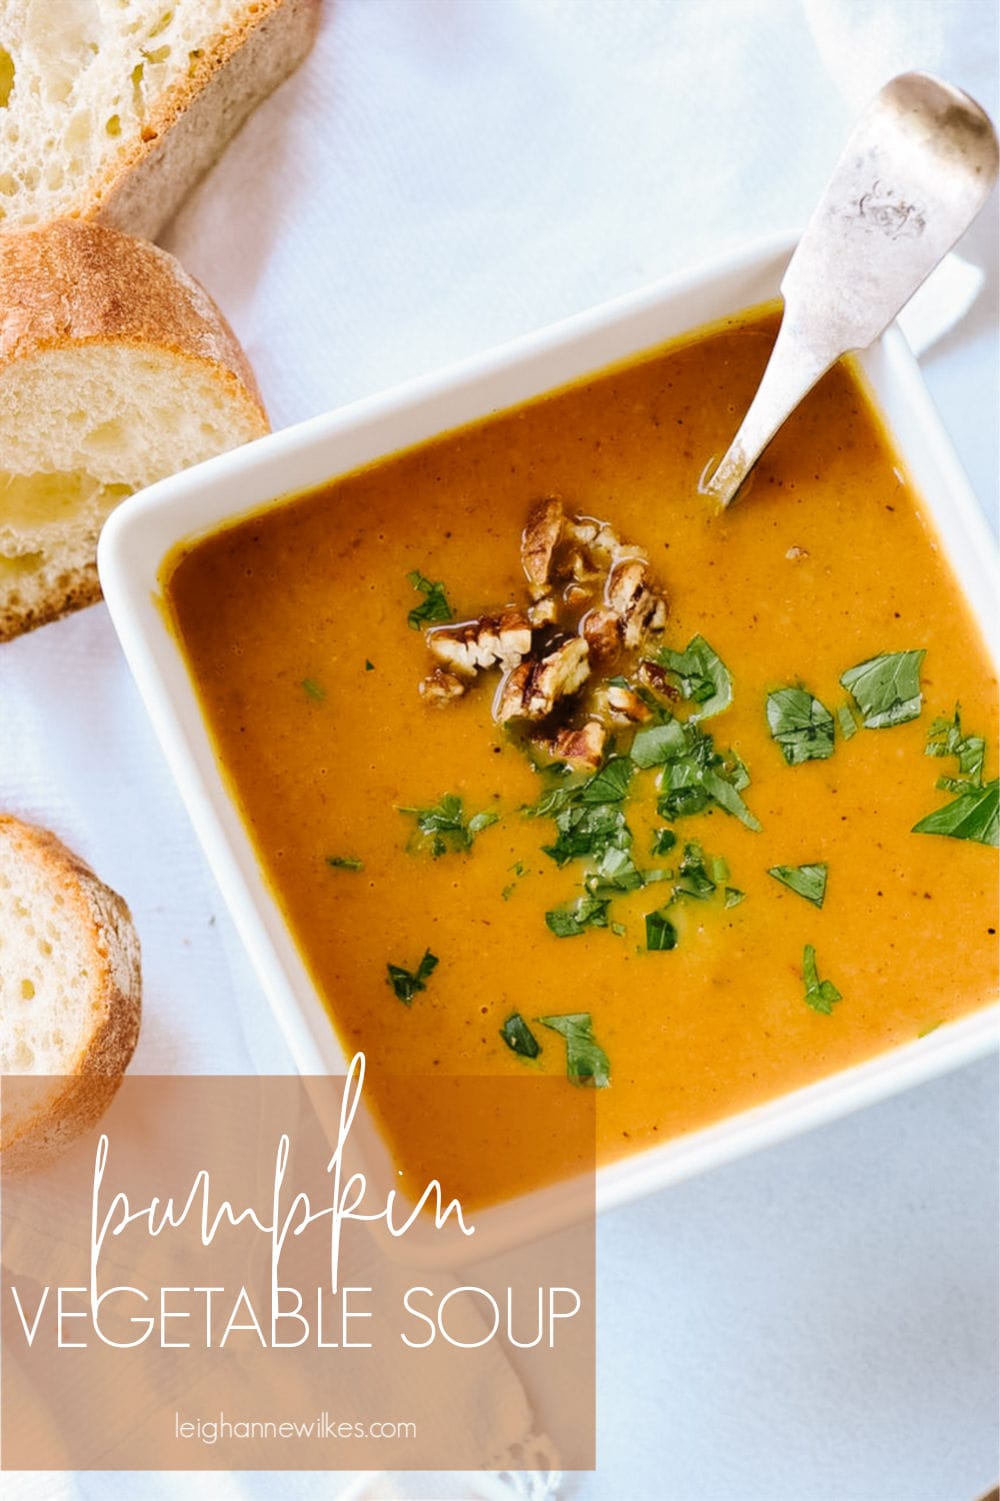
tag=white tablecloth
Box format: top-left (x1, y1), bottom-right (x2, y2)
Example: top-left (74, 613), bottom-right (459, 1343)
top-left (3, 2), bottom-right (997, 1498)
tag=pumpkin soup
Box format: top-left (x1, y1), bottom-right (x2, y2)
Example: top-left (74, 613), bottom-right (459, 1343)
top-left (164, 306), bottom-right (998, 1200)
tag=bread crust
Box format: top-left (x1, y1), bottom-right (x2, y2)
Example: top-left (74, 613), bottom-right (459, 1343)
top-left (0, 219), bottom-right (266, 413)
top-left (0, 219), bottom-right (270, 640)
top-left (0, 816), bottom-right (142, 1176)
top-left (93, 0), bottom-right (322, 242)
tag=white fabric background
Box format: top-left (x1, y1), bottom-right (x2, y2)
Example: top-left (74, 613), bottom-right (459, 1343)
top-left (2, 1), bottom-right (997, 1498)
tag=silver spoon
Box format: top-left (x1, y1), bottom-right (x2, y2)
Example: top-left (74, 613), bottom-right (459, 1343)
top-left (703, 71), bottom-right (999, 508)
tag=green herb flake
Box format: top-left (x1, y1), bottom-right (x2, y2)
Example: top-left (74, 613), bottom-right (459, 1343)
top-left (400, 794), bottom-right (499, 857)
top-left (652, 827), bottom-right (678, 856)
top-left (768, 862), bottom-right (828, 907)
top-left (387, 948), bottom-right (439, 1005)
top-left (500, 1012), bottom-right (540, 1059)
top-left (840, 650), bottom-right (925, 729)
top-left (912, 778), bottom-right (999, 847)
top-left (633, 714), bottom-right (760, 830)
top-left (645, 907), bottom-right (679, 951)
top-left (365, 659), bottom-right (375, 672)
top-left (536, 1012), bottom-right (611, 1087)
top-left (724, 887), bottom-right (746, 908)
top-left (836, 703), bottom-right (858, 741)
top-left (656, 634), bottom-right (732, 719)
top-left (801, 944), bottom-right (842, 1015)
top-left (301, 677), bottom-right (326, 703)
top-left (610, 920), bottom-right (627, 937)
top-left (326, 855), bottom-right (364, 872)
top-left (406, 570), bottom-right (454, 630)
top-left (584, 844), bottom-right (645, 895)
top-left (674, 842), bottom-right (716, 900)
top-left (766, 687), bottom-right (835, 765)
top-left (578, 755), bottom-right (634, 804)
top-left (630, 719), bottom-right (690, 768)
top-left (924, 705), bottom-right (986, 784)
top-left (545, 895), bottom-right (612, 938)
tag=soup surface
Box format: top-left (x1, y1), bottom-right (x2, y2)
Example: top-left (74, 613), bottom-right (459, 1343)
top-left (165, 308), bottom-right (998, 1204)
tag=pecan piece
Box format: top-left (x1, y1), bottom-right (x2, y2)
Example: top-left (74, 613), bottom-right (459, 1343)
top-left (428, 608), bottom-right (532, 678)
top-left (581, 607), bottom-right (622, 666)
top-left (606, 558), bottom-right (668, 649)
top-left (419, 668), bottom-right (467, 705)
top-left (495, 637), bottom-right (591, 722)
top-left (521, 496), bottom-right (565, 595)
top-left (534, 719), bottom-right (606, 770)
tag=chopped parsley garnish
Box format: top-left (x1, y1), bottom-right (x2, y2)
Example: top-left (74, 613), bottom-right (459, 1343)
top-left (536, 1012), bottom-right (610, 1087)
top-left (673, 842), bottom-right (716, 900)
top-left (766, 687), bottom-right (834, 765)
top-left (542, 801), bottom-right (631, 865)
top-left (840, 650), bottom-right (925, 729)
top-left (652, 827), bottom-right (678, 855)
top-left (326, 855), bottom-right (364, 871)
top-left (724, 887), bottom-right (746, 907)
top-left (500, 1012), bottom-right (540, 1059)
top-left (545, 895), bottom-right (611, 938)
top-left (924, 706), bottom-right (986, 785)
top-left (912, 779), bottom-right (999, 846)
top-left (836, 703), bottom-right (858, 741)
top-left (301, 677), bottom-right (326, 703)
top-left (655, 635), bottom-right (732, 719)
top-left (801, 944), bottom-right (842, 1015)
top-left (386, 948), bottom-right (438, 1004)
top-left (406, 570), bottom-right (453, 630)
top-left (644, 907), bottom-right (678, 950)
top-left (578, 755), bottom-right (634, 804)
top-left (365, 659), bottom-right (375, 672)
top-left (768, 862), bottom-right (827, 907)
top-left (400, 793), bottom-right (499, 857)
top-left (631, 716), bottom-right (760, 830)
top-left (912, 705), bottom-right (996, 845)
top-left (584, 844), bottom-right (645, 895)
top-left (501, 860), bottom-right (527, 900)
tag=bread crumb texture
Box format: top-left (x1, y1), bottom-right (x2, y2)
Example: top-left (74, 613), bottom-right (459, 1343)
top-left (0, 815), bottom-right (141, 1173)
top-left (0, 0), bottom-right (319, 237)
top-left (0, 219), bottom-right (270, 638)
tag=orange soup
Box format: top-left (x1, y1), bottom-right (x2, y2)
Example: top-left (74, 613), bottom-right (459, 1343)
top-left (164, 308), bottom-right (998, 1202)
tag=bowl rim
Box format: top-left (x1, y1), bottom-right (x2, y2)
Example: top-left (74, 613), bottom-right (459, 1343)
top-left (99, 228), bottom-right (1000, 1229)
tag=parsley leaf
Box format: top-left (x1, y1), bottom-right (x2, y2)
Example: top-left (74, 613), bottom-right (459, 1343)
top-left (652, 827), bottom-right (678, 855)
top-left (724, 887), bottom-right (746, 907)
top-left (912, 778), bottom-right (999, 846)
top-left (500, 1013), bottom-right (540, 1059)
top-left (578, 755), bottom-right (634, 804)
top-left (326, 855), bottom-right (364, 871)
top-left (840, 650), bottom-right (925, 729)
top-left (768, 862), bottom-right (827, 907)
top-left (407, 570), bottom-right (453, 630)
top-left (925, 706), bottom-right (985, 785)
top-left (400, 794), bottom-right (499, 857)
top-left (656, 635), bottom-right (732, 719)
top-left (801, 944), bottom-right (842, 1015)
top-left (836, 703), bottom-right (858, 741)
top-left (536, 1012), bottom-right (611, 1087)
top-left (545, 895), bottom-right (612, 938)
top-left (542, 801), bottom-right (631, 865)
top-left (645, 907), bottom-right (679, 950)
top-left (584, 844), bottom-right (645, 895)
top-left (301, 677), bottom-right (326, 703)
top-left (673, 841), bottom-right (716, 900)
top-left (632, 714), bottom-right (760, 830)
top-left (387, 948), bottom-right (438, 1004)
top-left (766, 687), bottom-right (835, 765)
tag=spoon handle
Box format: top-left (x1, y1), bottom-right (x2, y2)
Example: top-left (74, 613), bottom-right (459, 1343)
top-left (705, 71), bottom-right (999, 508)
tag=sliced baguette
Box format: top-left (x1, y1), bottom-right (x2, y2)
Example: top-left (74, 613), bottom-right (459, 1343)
top-left (0, 815), bottom-right (141, 1175)
top-left (0, 0), bottom-right (320, 241)
top-left (0, 218), bottom-right (270, 639)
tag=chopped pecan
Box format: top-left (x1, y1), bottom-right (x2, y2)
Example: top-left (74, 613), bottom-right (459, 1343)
top-left (527, 594), bottom-right (558, 627)
top-left (521, 496), bottom-right (565, 595)
top-left (601, 682), bottom-right (651, 724)
top-left (495, 636), bottom-right (591, 722)
top-left (636, 658), bottom-right (679, 702)
top-left (535, 719), bottom-right (606, 770)
top-left (581, 607), bottom-right (622, 666)
top-left (419, 668), bottom-right (467, 705)
top-left (606, 558), bottom-right (668, 648)
top-left (428, 608), bottom-right (532, 678)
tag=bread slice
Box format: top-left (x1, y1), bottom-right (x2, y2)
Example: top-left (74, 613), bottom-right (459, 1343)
top-left (0, 218), bottom-right (270, 639)
top-left (0, 0), bottom-right (320, 241)
top-left (0, 815), bottom-right (141, 1175)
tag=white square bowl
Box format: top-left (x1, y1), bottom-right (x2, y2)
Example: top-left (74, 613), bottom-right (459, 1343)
top-left (99, 230), bottom-right (999, 1219)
